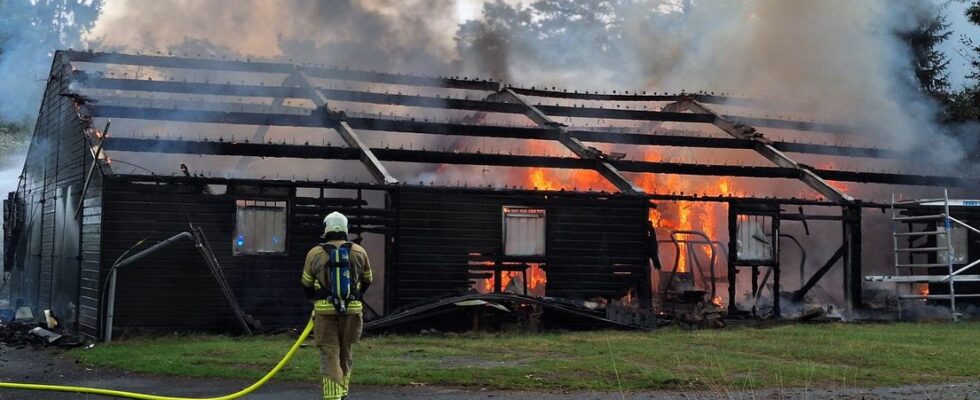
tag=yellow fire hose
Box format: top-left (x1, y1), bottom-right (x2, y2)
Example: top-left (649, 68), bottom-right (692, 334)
top-left (0, 317), bottom-right (314, 400)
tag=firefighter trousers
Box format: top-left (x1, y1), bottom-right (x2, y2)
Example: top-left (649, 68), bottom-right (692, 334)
top-left (314, 313), bottom-right (363, 400)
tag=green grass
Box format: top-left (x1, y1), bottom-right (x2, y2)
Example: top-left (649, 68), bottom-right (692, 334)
top-left (71, 323), bottom-right (980, 391)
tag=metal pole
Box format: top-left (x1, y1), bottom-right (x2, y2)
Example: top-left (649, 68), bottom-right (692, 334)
top-left (102, 232), bottom-right (194, 342)
top-left (104, 270), bottom-right (117, 342)
top-left (727, 203), bottom-right (738, 314)
top-left (772, 216), bottom-right (781, 319)
top-left (943, 188), bottom-right (957, 321)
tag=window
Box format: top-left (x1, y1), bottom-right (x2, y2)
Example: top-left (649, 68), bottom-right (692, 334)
top-left (233, 200), bottom-right (287, 255)
top-left (735, 215), bottom-right (774, 263)
top-left (939, 225), bottom-right (969, 264)
top-left (502, 206), bottom-right (546, 257)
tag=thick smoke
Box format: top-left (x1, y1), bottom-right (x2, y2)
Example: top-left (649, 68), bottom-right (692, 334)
top-left (656, 1), bottom-right (956, 153)
top-left (85, 0), bottom-right (459, 73)
top-left (77, 0), bottom-right (970, 177)
top-left (459, 0), bottom-right (964, 159)
top-left (0, 0), bottom-right (101, 120)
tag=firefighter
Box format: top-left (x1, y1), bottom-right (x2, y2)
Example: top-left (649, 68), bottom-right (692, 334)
top-left (301, 211), bottom-right (372, 400)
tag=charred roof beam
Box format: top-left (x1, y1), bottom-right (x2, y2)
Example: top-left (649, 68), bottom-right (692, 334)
top-left (666, 99), bottom-right (854, 203)
top-left (68, 50), bottom-right (749, 105)
top-left (85, 104), bottom-right (923, 160)
top-left (234, 71), bottom-right (303, 176)
top-left (492, 88), bottom-right (644, 194)
top-left (75, 76), bottom-right (849, 133)
top-left (294, 70), bottom-right (398, 184)
top-left (101, 137), bottom-right (978, 188)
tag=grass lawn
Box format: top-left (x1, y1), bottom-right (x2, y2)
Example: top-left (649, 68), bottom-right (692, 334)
top-left (71, 322), bottom-right (980, 391)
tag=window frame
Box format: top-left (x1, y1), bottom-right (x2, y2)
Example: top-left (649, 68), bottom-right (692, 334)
top-left (232, 198), bottom-right (290, 257)
top-left (501, 205), bottom-right (547, 261)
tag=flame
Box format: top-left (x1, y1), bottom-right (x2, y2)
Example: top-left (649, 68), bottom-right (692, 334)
top-left (475, 262), bottom-right (547, 296)
top-left (632, 151), bottom-right (737, 273)
top-left (521, 146), bottom-right (739, 276)
top-left (526, 167), bottom-right (613, 192)
top-left (521, 140), bottom-right (614, 192)
top-left (529, 168), bottom-right (560, 190)
top-left (527, 262), bottom-right (547, 290)
top-left (816, 162), bottom-right (850, 194)
top-left (915, 283), bottom-right (929, 297)
top-left (711, 296), bottom-right (723, 307)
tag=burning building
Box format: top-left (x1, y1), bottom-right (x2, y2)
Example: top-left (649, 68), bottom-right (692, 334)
top-left (2, 50), bottom-right (978, 340)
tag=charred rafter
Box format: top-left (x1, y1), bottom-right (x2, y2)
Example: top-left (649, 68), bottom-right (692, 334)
top-left (492, 87), bottom-right (644, 194)
top-left (86, 104), bottom-right (908, 159)
top-left (507, 87), bottom-right (762, 107)
top-left (75, 76), bottom-right (849, 133)
top-left (293, 70), bottom-right (398, 184)
top-left (69, 50), bottom-right (743, 105)
top-left (102, 138), bottom-right (978, 188)
top-left (667, 99), bottom-right (853, 203)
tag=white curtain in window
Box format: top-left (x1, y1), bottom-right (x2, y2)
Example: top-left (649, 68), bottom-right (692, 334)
top-left (503, 208), bottom-right (545, 257)
top-left (234, 200), bottom-right (287, 255)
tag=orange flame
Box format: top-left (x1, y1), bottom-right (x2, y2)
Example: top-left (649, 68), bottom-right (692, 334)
top-left (915, 283), bottom-right (929, 297)
top-left (476, 263), bottom-right (547, 296)
top-left (521, 146), bottom-right (738, 275)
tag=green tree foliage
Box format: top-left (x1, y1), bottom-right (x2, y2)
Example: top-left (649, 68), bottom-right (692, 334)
top-left (966, 1), bottom-right (980, 80)
top-left (0, 121), bottom-right (29, 165)
top-left (0, 0), bottom-right (103, 119)
top-left (0, 0), bottom-right (102, 160)
top-left (947, 1), bottom-right (980, 124)
top-left (455, 0), bottom-right (670, 85)
top-left (900, 9), bottom-right (952, 100)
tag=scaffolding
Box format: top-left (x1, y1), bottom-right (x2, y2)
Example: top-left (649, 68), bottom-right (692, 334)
top-left (866, 189), bottom-right (980, 320)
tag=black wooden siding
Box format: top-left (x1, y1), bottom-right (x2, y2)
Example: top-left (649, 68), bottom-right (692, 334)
top-left (100, 181), bottom-right (389, 335)
top-left (389, 190), bottom-right (649, 309)
top-left (6, 51), bottom-right (103, 339)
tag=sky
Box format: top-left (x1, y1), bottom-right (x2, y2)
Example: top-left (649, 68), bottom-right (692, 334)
top-left (943, 1), bottom-right (980, 90)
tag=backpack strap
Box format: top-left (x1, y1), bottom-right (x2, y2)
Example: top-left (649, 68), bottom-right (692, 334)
top-left (339, 242), bottom-right (358, 296)
top-left (317, 242), bottom-right (355, 313)
top-left (313, 243), bottom-right (337, 299)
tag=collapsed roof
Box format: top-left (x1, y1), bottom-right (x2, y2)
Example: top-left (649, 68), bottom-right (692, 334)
top-left (59, 50), bottom-right (977, 204)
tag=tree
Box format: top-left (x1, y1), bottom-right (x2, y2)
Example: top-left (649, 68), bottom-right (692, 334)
top-left (455, 0), bottom-right (669, 86)
top-left (0, 0), bottom-right (103, 161)
top-left (946, 0), bottom-right (980, 123)
top-left (0, 121), bottom-right (29, 163)
top-left (0, 0), bottom-right (103, 120)
top-left (900, 8), bottom-right (953, 101)
top-left (966, 1), bottom-right (980, 80)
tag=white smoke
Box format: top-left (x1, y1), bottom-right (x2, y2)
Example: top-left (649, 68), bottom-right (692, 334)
top-left (84, 0), bottom-right (461, 72)
top-left (458, 0), bottom-right (961, 157)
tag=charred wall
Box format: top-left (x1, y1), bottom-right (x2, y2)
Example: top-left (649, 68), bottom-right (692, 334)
top-left (387, 190), bottom-right (651, 312)
top-left (99, 180), bottom-right (389, 337)
top-left (4, 51), bottom-right (103, 338)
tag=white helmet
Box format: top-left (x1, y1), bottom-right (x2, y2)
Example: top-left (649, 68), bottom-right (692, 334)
top-left (323, 212), bottom-right (349, 235)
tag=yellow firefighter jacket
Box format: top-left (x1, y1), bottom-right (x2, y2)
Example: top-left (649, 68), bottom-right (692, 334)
top-left (300, 240), bottom-right (373, 314)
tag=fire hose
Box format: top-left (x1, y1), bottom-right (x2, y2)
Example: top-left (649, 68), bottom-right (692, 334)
top-left (0, 316), bottom-right (314, 399)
